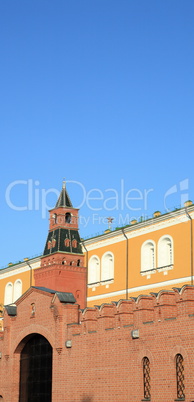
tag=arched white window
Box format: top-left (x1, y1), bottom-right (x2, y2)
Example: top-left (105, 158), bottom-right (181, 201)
top-left (13, 279), bottom-right (22, 302)
top-left (158, 235), bottom-right (173, 268)
top-left (101, 252), bottom-right (114, 282)
top-left (141, 241), bottom-right (156, 272)
top-left (88, 255), bottom-right (100, 284)
top-left (4, 282), bottom-right (13, 305)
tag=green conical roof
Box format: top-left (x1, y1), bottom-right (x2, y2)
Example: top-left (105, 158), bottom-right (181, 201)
top-left (55, 182), bottom-right (73, 208)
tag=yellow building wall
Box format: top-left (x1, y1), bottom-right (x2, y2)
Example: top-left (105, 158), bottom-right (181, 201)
top-left (128, 220), bottom-right (191, 288)
top-left (0, 258), bottom-right (41, 306)
top-left (86, 212), bottom-right (193, 306)
top-left (0, 208), bottom-right (193, 309)
top-left (87, 239), bottom-right (127, 298)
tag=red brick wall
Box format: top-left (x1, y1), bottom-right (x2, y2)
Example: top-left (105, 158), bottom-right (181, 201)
top-left (35, 256), bottom-right (87, 309)
top-left (0, 285), bottom-right (194, 402)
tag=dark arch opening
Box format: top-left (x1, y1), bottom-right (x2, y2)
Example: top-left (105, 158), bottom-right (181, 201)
top-left (53, 213), bottom-right (57, 224)
top-left (65, 212), bottom-right (71, 223)
top-left (19, 334), bottom-right (52, 402)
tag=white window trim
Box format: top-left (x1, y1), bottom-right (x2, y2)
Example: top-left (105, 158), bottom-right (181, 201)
top-left (101, 251), bottom-right (114, 284)
top-left (88, 255), bottom-right (100, 287)
top-left (157, 235), bottom-right (174, 274)
top-left (141, 240), bottom-right (156, 278)
top-left (13, 279), bottom-right (22, 302)
top-left (4, 282), bottom-right (13, 305)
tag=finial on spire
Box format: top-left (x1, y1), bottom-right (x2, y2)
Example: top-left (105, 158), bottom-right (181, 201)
top-left (62, 178), bottom-right (66, 189)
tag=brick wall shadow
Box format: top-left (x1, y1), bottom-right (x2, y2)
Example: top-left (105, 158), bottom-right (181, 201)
top-left (81, 397), bottom-right (93, 402)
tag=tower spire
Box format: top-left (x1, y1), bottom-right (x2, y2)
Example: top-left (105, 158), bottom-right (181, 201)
top-left (55, 180), bottom-right (73, 208)
top-left (34, 182), bottom-right (87, 309)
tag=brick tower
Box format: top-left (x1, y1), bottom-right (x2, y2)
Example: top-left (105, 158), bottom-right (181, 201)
top-left (34, 182), bottom-right (87, 308)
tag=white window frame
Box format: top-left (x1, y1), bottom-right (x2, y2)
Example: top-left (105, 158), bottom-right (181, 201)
top-left (101, 252), bottom-right (114, 284)
top-left (4, 282), bottom-right (13, 305)
top-left (157, 235), bottom-right (174, 274)
top-left (88, 255), bottom-right (100, 287)
top-left (13, 279), bottom-right (22, 302)
top-left (141, 240), bottom-right (156, 278)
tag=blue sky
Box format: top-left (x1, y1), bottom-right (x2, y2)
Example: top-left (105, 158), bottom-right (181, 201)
top-left (0, 0), bottom-right (194, 268)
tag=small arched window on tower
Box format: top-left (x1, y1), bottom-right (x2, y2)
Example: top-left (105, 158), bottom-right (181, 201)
top-left (51, 238), bottom-right (56, 248)
top-left (52, 213), bottom-right (57, 224)
top-left (31, 303), bottom-right (36, 317)
top-left (88, 256), bottom-right (100, 285)
top-left (65, 212), bottom-right (71, 224)
top-left (101, 252), bottom-right (114, 282)
top-left (72, 239), bottom-right (77, 248)
top-left (176, 354), bottom-right (185, 400)
top-left (4, 282), bottom-right (13, 305)
top-left (47, 240), bottom-right (52, 250)
top-left (141, 241), bottom-right (156, 275)
top-left (143, 357), bottom-right (151, 400)
top-left (64, 238), bottom-right (70, 247)
top-left (158, 235), bottom-right (173, 272)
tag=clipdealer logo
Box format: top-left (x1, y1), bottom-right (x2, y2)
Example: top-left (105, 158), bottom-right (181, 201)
top-left (5, 179), bottom-right (154, 217)
top-left (5, 178), bottom-right (190, 226)
top-left (164, 179), bottom-right (189, 212)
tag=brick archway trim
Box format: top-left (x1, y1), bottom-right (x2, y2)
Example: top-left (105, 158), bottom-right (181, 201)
top-left (169, 345), bottom-right (189, 363)
top-left (138, 348), bottom-right (154, 365)
top-left (12, 324), bottom-right (55, 354)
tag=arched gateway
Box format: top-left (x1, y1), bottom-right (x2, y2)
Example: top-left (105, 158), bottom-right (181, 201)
top-left (19, 334), bottom-right (52, 402)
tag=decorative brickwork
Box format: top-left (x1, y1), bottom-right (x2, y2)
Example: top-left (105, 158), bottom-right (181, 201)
top-left (0, 285), bottom-right (194, 401)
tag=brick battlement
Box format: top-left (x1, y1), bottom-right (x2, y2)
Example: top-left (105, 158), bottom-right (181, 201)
top-left (65, 284), bottom-right (194, 336)
top-left (1, 285), bottom-right (194, 336)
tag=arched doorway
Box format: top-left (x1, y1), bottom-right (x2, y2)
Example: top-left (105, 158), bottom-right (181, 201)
top-left (19, 334), bottom-right (52, 402)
